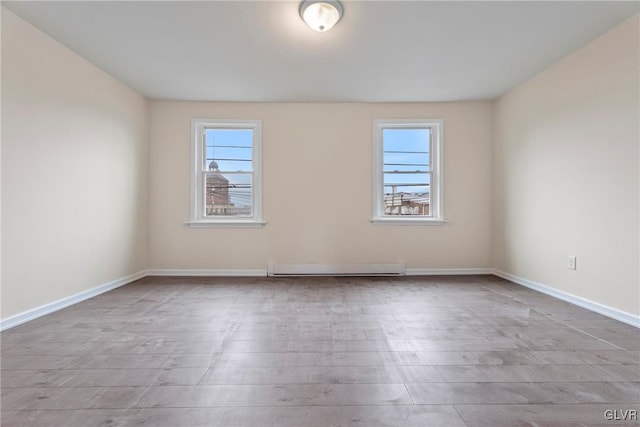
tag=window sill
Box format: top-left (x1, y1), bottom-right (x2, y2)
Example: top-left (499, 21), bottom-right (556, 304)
top-left (185, 220), bottom-right (267, 228)
top-left (370, 217), bottom-right (447, 225)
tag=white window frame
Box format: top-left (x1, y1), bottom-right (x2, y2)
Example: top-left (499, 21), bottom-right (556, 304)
top-left (372, 119), bottom-right (445, 225)
top-left (187, 118), bottom-right (264, 228)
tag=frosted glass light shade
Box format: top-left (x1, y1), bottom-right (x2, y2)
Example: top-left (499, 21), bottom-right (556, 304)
top-left (300, 1), bottom-right (343, 32)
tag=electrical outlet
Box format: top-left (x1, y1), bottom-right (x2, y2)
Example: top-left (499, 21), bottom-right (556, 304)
top-left (567, 255), bottom-right (577, 270)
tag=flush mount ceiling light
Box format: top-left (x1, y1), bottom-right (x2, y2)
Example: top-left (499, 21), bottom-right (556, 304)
top-left (300, 0), bottom-right (343, 32)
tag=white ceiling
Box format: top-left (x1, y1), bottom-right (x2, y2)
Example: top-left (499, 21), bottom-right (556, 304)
top-left (4, 1), bottom-right (638, 102)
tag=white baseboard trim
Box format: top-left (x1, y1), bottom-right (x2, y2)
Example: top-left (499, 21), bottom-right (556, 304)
top-left (406, 268), bottom-right (493, 276)
top-left (493, 269), bottom-right (640, 328)
top-left (147, 269), bottom-right (267, 277)
top-left (0, 270), bottom-right (147, 332)
top-left (147, 267), bottom-right (492, 277)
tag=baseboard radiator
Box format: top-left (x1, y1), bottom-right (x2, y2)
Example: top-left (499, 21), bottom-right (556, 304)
top-left (267, 263), bottom-right (405, 277)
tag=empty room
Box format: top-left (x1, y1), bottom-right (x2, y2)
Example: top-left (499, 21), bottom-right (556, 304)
top-left (1, 1), bottom-right (639, 426)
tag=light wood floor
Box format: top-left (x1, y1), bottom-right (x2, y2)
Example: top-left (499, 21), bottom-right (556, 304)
top-left (1, 275), bottom-right (639, 426)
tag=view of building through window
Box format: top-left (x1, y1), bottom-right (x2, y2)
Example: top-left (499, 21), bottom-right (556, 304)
top-left (382, 128), bottom-right (431, 216)
top-left (205, 128), bottom-right (253, 217)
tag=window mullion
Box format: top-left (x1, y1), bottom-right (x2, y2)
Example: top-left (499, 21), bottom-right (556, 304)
top-left (201, 170), bottom-right (208, 218)
top-left (201, 128), bottom-right (207, 171)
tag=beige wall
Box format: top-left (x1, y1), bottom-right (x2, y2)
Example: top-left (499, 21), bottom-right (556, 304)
top-left (1, 9), bottom-right (149, 318)
top-left (149, 102), bottom-right (493, 270)
top-left (493, 15), bottom-right (639, 315)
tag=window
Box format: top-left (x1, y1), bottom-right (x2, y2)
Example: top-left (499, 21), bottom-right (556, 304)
top-left (188, 119), bottom-right (263, 227)
top-left (372, 119), bottom-right (444, 224)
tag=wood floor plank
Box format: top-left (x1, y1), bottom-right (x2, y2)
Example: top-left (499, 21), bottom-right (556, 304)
top-left (2, 275), bottom-right (638, 426)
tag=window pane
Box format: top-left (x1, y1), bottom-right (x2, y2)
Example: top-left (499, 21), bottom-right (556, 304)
top-left (383, 173), bottom-right (430, 216)
top-left (381, 128), bottom-right (432, 217)
top-left (383, 128), bottom-right (430, 154)
top-left (205, 129), bottom-right (253, 172)
top-left (206, 159), bottom-right (252, 172)
top-left (383, 164), bottom-right (429, 173)
top-left (383, 151), bottom-right (429, 172)
top-left (206, 129), bottom-right (253, 147)
top-left (383, 172), bottom-right (430, 187)
top-left (204, 172), bottom-right (252, 217)
top-left (207, 146), bottom-right (252, 161)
